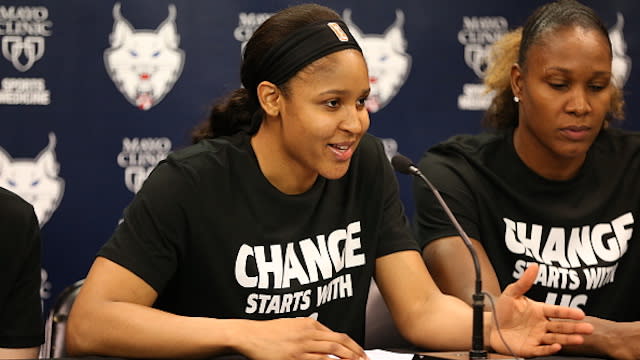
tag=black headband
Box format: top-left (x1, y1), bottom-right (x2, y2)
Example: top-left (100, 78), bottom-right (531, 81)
top-left (246, 20), bottom-right (362, 93)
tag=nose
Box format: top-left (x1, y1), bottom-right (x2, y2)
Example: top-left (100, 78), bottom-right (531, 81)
top-left (566, 87), bottom-right (592, 116)
top-left (340, 105), bottom-right (369, 134)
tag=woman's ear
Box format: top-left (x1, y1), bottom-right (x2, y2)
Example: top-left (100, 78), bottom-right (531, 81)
top-left (511, 63), bottom-right (523, 99)
top-left (257, 81), bottom-right (281, 117)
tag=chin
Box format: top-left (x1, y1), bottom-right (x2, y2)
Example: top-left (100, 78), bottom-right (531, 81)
top-left (558, 146), bottom-right (591, 159)
top-left (321, 163), bottom-right (351, 180)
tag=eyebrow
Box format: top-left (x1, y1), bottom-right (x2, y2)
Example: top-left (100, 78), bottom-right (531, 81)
top-left (318, 88), bottom-right (371, 96)
top-left (544, 67), bottom-right (612, 77)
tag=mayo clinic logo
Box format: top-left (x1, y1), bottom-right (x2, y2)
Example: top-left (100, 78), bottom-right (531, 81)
top-left (0, 6), bottom-right (51, 72)
top-left (457, 16), bottom-right (508, 111)
top-left (234, 11), bottom-right (273, 54)
top-left (104, 3), bottom-right (185, 110)
top-left (117, 137), bottom-right (171, 193)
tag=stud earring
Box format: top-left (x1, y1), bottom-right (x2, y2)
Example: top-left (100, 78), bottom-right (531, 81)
top-left (513, 96), bottom-right (520, 103)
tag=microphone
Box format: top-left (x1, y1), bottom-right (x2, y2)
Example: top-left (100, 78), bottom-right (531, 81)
top-left (391, 153), bottom-right (487, 360)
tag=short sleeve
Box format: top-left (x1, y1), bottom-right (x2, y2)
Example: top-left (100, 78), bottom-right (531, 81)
top-left (98, 160), bottom-right (195, 294)
top-left (0, 191), bottom-right (44, 348)
top-left (412, 149), bottom-right (480, 250)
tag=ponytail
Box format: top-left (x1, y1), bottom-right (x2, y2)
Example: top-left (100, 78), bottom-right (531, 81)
top-left (483, 28), bottom-right (522, 129)
top-left (191, 88), bottom-right (261, 144)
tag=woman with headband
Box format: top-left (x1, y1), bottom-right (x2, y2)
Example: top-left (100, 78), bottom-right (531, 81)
top-left (67, 4), bottom-right (591, 360)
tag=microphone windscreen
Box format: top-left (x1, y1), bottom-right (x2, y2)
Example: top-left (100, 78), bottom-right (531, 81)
top-left (391, 154), bottom-right (415, 175)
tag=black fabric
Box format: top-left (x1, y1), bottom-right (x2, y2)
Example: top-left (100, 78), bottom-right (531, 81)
top-left (0, 186), bottom-right (44, 348)
top-left (246, 20), bottom-right (361, 91)
top-left (98, 132), bottom-right (418, 345)
top-left (413, 128), bottom-right (640, 321)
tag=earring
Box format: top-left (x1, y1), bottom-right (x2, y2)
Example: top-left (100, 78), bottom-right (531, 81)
top-left (513, 96), bottom-right (520, 103)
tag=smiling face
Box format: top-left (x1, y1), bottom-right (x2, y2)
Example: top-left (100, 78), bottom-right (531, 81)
top-left (253, 49), bottom-right (371, 193)
top-left (512, 25), bottom-right (613, 179)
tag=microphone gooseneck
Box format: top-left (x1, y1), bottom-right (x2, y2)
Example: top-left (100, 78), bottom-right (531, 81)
top-left (392, 153), bottom-right (487, 359)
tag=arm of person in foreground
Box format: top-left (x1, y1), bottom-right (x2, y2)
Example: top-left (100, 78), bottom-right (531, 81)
top-left (375, 249), bottom-right (592, 358)
top-left (0, 347), bottom-right (40, 359)
top-left (66, 257), bottom-right (367, 360)
top-left (424, 236), bottom-right (640, 360)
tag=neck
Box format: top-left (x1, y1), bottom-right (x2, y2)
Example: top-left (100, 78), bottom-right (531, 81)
top-left (251, 122), bottom-right (318, 195)
top-left (512, 128), bottom-right (587, 181)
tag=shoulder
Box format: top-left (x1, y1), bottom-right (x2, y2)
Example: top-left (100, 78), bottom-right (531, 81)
top-left (418, 131), bottom-right (507, 168)
top-left (351, 133), bottom-right (389, 171)
top-left (0, 186), bottom-right (36, 222)
top-left (591, 127), bottom-right (640, 158)
top-left (0, 187), bottom-right (38, 245)
top-left (158, 133), bottom-right (252, 178)
top-left (431, 131), bottom-right (505, 155)
top-left (358, 133), bottom-right (385, 153)
top-left (168, 133), bottom-right (251, 166)
top-left (596, 127), bottom-right (640, 146)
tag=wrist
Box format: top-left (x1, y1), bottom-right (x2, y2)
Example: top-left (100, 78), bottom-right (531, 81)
top-left (483, 311), bottom-right (493, 351)
top-left (597, 320), bottom-right (638, 358)
top-left (218, 319), bottom-right (247, 355)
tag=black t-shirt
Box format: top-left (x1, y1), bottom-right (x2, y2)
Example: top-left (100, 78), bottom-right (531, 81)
top-left (413, 128), bottom-right (640, 321)
top-left (0, 186), bottom-right (43, 348)
top-left (99, 132), bottom-right (418, 344)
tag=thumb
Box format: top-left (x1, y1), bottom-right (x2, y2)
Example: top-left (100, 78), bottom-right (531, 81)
top-left (503, 263), bottom-right (539, 298)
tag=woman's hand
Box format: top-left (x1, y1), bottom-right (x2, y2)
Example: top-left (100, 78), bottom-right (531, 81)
top-left (490, 263), bottom-right (594, 357)
top-left (235, 317), bottom-right (367, 360)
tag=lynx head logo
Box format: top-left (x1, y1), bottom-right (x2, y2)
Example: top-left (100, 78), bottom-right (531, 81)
top-left (0, 133), bottom-right (64, 227)
top-left (104, 3), bottom-right (185, 111)
top-left (609, 12), bottom-right (631, 88)
top-left (343, 9), bottom-right (411, 113)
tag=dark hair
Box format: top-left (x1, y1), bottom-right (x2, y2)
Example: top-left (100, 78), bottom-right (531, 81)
top-left (191, 4), bottom-right (342, 143)
top-left (483, 0), bottom-right (624, 129)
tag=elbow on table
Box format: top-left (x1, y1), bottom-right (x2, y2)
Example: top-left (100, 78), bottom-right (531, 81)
top-left (65, 310), bottom-right (99, 356)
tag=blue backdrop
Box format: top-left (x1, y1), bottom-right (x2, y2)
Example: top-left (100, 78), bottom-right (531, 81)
top-left (0, 0), bottom-right (636, 310)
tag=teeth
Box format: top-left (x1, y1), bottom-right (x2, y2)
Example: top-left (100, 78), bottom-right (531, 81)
top-left (333, 145), bottom-right (349, 150)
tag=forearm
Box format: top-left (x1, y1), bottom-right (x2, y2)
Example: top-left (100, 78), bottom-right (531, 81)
top-left (399, 292), bottom-right (478, 351)
top-left (561, 317), bottom-right (640, 359)
top-left (67, 301), bottom-right (246, 358)
top-left (0, 346), bottom-right (40, 359)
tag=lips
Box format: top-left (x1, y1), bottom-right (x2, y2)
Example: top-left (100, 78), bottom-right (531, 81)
top-left (328, 142), bottom-right (355, 161)
top-left (559, 125), bottom-right (591, 141)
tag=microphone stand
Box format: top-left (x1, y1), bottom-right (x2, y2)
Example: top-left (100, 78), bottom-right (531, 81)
top-left (412, 167), bottom-right (487, 359)
top-left (391, 154), bottom-right (487, 359)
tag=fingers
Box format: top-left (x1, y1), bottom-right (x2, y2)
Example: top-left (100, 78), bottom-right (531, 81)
top-left (502, 263), bottom-right (538, 298)
top-left (308, 320), bottom-right (366, 360)
top-left (306, 340), bottom-right (364, 360)
top-left (517, 319), bottom-right (593, 358)
top-left (522, 343), bottom-right (562, 358)
top-left (546, 319), bottom-right (594, 336)
top-left (543, 303), bottom-right (588, 321)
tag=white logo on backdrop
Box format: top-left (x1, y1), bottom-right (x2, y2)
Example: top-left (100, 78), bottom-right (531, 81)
top-left (0, 77), bottom-right (50, 105)
top-left (0, 132), bottom-right (64, 227)
top-left (343, 9), bottom-right (411, 113)
top-left (117, 137), bottom-right (172, 193)
top-left (0, 6), bottom-right (52, 72)
top-left (457, 16), bottom-right (508, 111)
top-left (380, 138), bottom-right (398, 161)
top-left (609, 12), bottom-right (631, 88)
top-left (234, 12), bottom-right (273, 54)
top-left (104, 3), bottom-right (185, 111)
